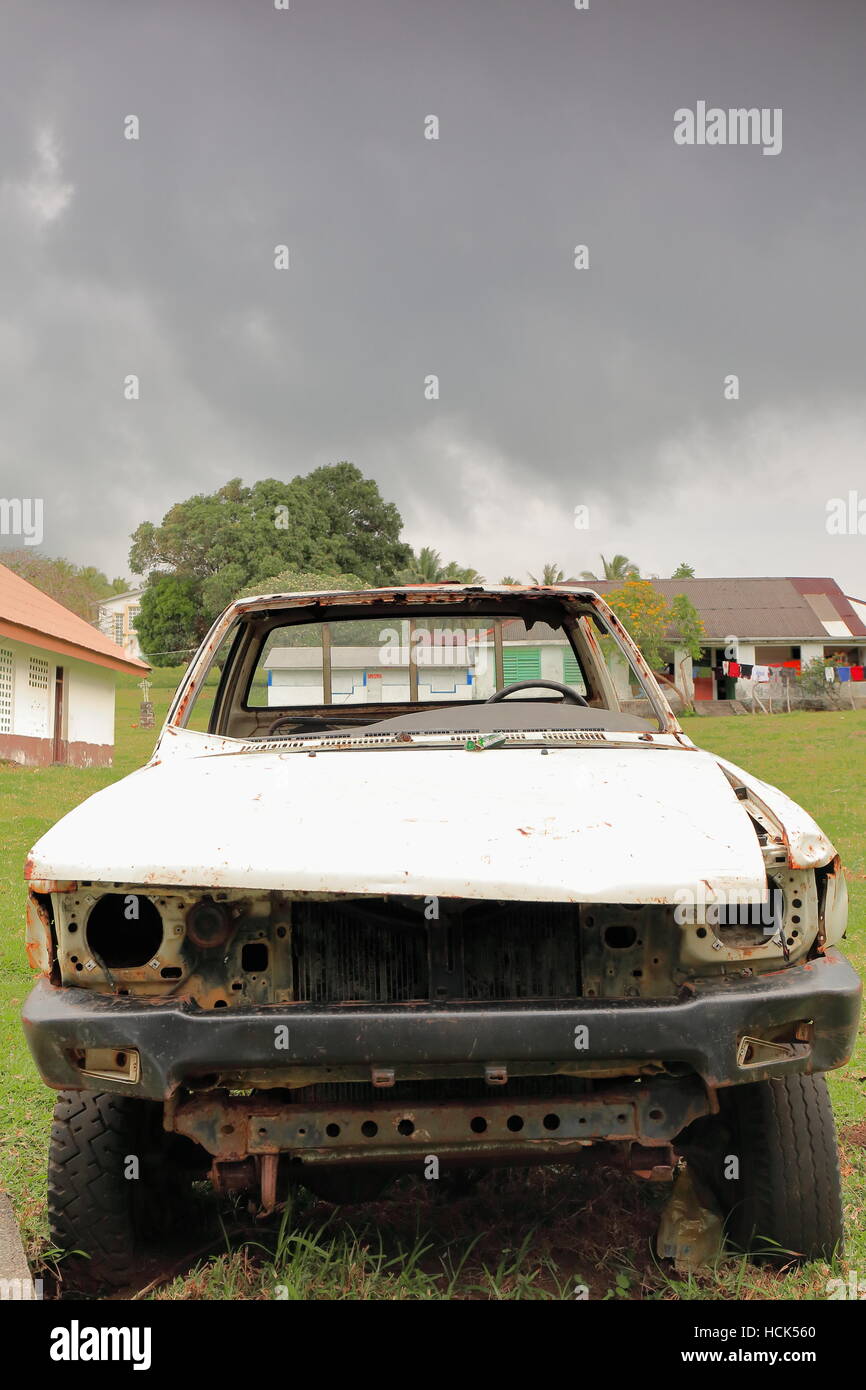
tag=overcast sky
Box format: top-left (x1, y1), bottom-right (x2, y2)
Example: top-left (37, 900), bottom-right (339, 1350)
top-left (2, 0), bottom-right (866, 594)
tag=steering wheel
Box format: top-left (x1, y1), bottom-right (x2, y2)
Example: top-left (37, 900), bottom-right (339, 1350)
top-left (485, 679), bottom-right (588, 707)
top-left (265, 714), bottom-right (308, 736)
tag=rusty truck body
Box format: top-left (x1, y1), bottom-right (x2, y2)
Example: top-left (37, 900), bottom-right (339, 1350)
top-left (22, 585), bottom-right (861, 1285)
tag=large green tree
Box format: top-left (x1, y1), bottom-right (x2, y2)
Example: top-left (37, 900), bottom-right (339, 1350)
top-left (131, 463), bottom-right (412, 662)
top-left (237, 568), bottom-right (369, 600)
top-left (134, 573), bottom-right (202, 664)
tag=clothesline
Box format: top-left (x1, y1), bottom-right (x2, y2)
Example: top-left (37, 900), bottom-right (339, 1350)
top-left (715, 660), bottom-right (864, 684)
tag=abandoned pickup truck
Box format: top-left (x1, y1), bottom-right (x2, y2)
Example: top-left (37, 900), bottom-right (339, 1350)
top-left (22, 584), bottom-right (861, 1286)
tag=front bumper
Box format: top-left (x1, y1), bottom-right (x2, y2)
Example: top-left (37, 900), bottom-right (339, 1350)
top-left (22, 948), bottom-right (861, 1102)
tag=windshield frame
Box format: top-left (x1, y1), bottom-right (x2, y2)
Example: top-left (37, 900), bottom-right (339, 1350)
top-left (163, 586), bottom-right (680, 740)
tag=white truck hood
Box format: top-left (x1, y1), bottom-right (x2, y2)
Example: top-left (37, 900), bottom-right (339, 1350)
top-left (27, 742), bottom-right (769, 904)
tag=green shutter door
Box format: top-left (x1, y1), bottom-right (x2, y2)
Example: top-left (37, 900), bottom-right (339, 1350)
top-left (562, 650), bottom-right (581, 684)
top-left (503, 646), bottom-right (542, 682)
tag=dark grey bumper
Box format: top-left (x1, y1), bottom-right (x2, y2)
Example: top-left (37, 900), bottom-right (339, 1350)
top-left (22, 948), bottom-right (861, 1101)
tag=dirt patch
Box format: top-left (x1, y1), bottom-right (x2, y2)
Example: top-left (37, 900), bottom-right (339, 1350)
top-left (841, 1121), bottom-right (866, 1150)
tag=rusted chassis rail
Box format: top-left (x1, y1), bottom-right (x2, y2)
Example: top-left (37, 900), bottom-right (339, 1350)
top-left (22, 948), bottom-right (861, 1099)
top-left (169, 1079), bottom-right (707, 1180)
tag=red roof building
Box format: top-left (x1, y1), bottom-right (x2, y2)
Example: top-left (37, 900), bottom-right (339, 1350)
top-left (0, 562), bottom-right (149, 768)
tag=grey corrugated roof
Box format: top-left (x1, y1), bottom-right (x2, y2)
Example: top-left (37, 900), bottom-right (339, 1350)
top-left (584, 577), bottom-right (866, 642)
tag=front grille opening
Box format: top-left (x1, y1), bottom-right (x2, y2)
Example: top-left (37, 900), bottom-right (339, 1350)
top-left (288, 899), bottom-right (581, 1003)
top-left (291, 902), bottom-right (427, 1003)
top-left (461, 902), bottom-right (579, 1000)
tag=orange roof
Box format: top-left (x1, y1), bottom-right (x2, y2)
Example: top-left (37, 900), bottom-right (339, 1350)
top-left (0, 563), bottom-right (150, 675)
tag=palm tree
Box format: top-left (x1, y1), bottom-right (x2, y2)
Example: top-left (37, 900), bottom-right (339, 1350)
top-left (579, 553), bottom-right (640, 582)
top-left (499, 575), bottom-right (519, 585)
top-left (528, 562), bottom-right (578, 585)
top-left (398, 548), bottom-right (483, 585)
top-left (398, 546), bottom-right (445, 583)
top-left (441, 561), bottom-right (485, 583)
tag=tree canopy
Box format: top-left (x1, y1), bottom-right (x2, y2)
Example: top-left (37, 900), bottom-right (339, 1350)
top-left (131, 463), bottom-right (412, 661)
top-left (1, 550), bottom-right (128, 621)
top-left (603, 579), bottom-right (704, 669)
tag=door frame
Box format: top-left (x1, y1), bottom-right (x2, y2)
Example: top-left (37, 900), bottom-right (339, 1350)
top-left (52, 666), bottom-right (65, 763)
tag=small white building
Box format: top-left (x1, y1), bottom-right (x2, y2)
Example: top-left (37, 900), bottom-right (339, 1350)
top-left (264, 624), bottom-right (588, 705)
top-left (265, 644), bottom-right (484, 705)
top-left (0, 563), bottom-right (150, 768)
top-left (95, 588), bottom-right (145, 662)
top-left (588, 576), bottom-right (866, 707)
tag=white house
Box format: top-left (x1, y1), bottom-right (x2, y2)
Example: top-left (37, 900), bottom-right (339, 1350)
top-left (264, 623), bottom-right (588, 705)
top-left (0, 563), bottom-right (150, 768)
top-left (265, 643), bottom-right (482, 705)
top-left (588, 576), bottom-right (866, 706)
top-left (95, 587), bottom-right (145, 662)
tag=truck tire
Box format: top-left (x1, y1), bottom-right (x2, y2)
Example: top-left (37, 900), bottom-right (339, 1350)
top-left (48, 1090), bottom-right (184, 1290)
top-left (679, 1073), bottom-right (844, 1264)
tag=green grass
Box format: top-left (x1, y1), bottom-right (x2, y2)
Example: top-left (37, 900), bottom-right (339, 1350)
top-left (0, 705), bottom-right (863, 1299)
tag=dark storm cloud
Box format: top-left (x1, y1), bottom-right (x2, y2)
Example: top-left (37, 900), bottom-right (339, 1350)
top-left (2, 0), bottom-right (866, 586)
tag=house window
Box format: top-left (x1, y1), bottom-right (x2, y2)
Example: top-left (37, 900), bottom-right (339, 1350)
top-left (112, 614), bottom-right (124, 644)
top-left (503, 646), bottom-right (542, 682)
top-left (128, 606), bottom-right (140, 630)
top-left (0, 648), bottom-right (13, 733)
top-left (28, 657), bottom-right (50, 690)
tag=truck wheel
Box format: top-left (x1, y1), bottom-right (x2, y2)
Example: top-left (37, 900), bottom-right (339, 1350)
top-left (48, 1090), bottom-right (189, 1290)
top-left (679, 1074), bottom-right (844, 1263)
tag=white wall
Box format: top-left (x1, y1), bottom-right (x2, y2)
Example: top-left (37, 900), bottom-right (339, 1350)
top-left (66, 658), bottom-right (115, 746)
top-left (732, 642), bottom-right (756, 666)
top-left (800, 642), bottom-right (825, 666)
top-left (0, 636), bottom-right (53, 738)
top-left (606, 649), bottom-right (633, 699)
top-left (96, 592), bottom-right (145, 661)
top-left (0, 639), bottom-right (115, 751)
top-left (268, 663), bottom-right (475, 706)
